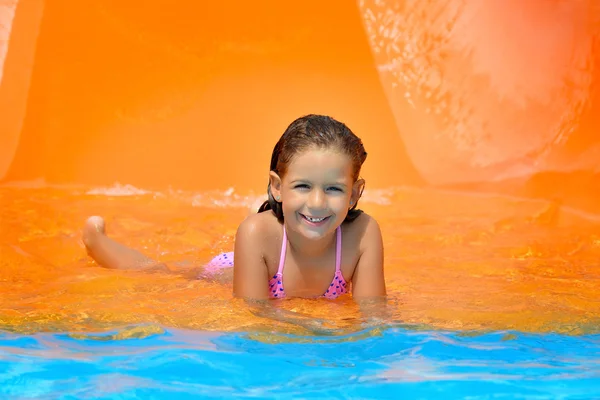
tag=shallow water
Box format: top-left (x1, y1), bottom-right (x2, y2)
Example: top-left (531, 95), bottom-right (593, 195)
top-left (2, 183), bottom-right (600, 397)
top-left (1, 183), bottom-right (599, 335)
top-left (1, 326), bottom-right (599, 399)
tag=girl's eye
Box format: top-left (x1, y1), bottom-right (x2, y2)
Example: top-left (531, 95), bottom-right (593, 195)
top-left (327, 187), bottom-right (343, 192)
top-left (294, 184), bottom-right (310, 189)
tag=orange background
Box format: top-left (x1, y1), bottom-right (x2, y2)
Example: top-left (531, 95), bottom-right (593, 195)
top-left (1, 0), bottom-right (599, 211)
top-left (1, 0), bottom-right (600, 335)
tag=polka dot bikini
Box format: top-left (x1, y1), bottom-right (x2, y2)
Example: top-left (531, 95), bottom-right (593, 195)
top-left (204, 226), bottom-right (348, 299)
top-left (269, 225), bottom-right (348, 299)
top-left (201, 251), bottom-right (234, 277)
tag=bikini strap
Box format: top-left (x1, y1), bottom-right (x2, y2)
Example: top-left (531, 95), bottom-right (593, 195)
top-left (276, 225), bottom-right (287, 275)
top-left (335, 226), bottom-right (342, 272)
top-left (278, 225), bottom-right (340, 275)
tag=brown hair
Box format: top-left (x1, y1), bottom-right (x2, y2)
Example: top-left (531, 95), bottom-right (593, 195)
top-left (258, 114), bottom-right (367, 222)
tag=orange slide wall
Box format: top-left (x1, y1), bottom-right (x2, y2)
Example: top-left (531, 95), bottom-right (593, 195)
top-left (1, 0), bottom-right (599, 212)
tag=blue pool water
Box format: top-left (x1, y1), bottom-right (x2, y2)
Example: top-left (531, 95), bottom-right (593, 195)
top-left (1, 325), bottom-right (599, 399)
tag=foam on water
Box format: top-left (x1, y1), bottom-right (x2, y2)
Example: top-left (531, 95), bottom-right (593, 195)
top-left (81, 182), bottom-right (399, 210)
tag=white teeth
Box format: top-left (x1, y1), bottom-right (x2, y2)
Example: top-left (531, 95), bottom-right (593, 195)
top-left (305, 215), bottom-right (326, 222)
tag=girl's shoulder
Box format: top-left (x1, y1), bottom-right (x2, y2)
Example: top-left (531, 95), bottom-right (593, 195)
top-left (343, 211), bottom-right (379, 234)
top-left (235, 210), bottom-right (281, 243)
top-left (342, 212), bottom-right (383, 251)
top-left (236, 210), bottom-right (381, 251)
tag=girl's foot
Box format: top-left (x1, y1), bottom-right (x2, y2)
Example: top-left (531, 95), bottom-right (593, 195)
top-left (81, 215), bottom-right (169, 272)
top-left (82, 216), bottom-right (106, 252)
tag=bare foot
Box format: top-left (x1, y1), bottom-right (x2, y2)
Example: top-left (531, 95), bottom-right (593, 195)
top-left (81, 215), bottom-right (170, 272)
top-left (82, 216), bottom-right (106, 253)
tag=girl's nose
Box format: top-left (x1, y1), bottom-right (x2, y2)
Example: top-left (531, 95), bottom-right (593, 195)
top-left (307, 189), bottom-right (326, 209)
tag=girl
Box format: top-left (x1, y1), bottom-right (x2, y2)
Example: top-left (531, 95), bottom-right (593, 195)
top-left (83, 114), bottom-right (386, 302)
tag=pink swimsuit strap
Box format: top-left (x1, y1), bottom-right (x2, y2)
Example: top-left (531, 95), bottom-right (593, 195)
top-left (276, 226), bottom-right (288, 275)
top-left (268, 225), bottom-right (348, 299)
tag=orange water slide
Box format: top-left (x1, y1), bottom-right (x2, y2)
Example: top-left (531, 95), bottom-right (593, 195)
top-left (1, 0), bottom-right (599, 211)
top-left (1, 0), bottom-right (421, 193)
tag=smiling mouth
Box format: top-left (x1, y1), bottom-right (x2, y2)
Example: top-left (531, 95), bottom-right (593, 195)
top-left (300, 214), bottom-right (330, 223)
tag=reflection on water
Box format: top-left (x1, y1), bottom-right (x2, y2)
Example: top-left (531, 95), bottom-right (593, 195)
top-left (1, 183), bottom-right (599, 335)
top-left (1, 325), bottom-right (599, 398)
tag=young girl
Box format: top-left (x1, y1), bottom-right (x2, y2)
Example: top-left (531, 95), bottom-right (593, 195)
top-left (82, 114), bottom-right (386, 303)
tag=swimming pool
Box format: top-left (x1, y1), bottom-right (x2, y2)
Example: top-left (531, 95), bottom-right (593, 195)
top-left (2, 326), bottom-right (599, 399)
top-left (1, 183), bottom-right (599, 398)
top-left (2, 0), bottom-right (600, 396)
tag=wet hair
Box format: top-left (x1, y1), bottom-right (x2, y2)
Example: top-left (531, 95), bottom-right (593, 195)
top-left (258, 114), bottom-right (367, 223)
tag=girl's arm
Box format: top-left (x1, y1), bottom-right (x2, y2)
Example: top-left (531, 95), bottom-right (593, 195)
top-left (232, 217), bottom-right (270, 300)
top-left (245, 299), bottom-right (339, 335)
top-left (350, 215), bottom-right (391, 323)
top-left (351, 215), bottom-right (386, 299)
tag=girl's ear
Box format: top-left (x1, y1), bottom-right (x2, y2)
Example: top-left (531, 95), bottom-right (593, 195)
top-left (351, 178), bottom-right (365, 207)
top-left (269, 171), bottom-right (283, 201)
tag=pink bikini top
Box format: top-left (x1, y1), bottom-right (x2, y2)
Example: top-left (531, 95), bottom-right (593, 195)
top-left (268, 225), bottom-right (348, 299)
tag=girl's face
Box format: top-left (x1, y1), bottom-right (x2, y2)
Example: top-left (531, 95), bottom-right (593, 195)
top-left (270, 147), bottom-right (362, 240)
